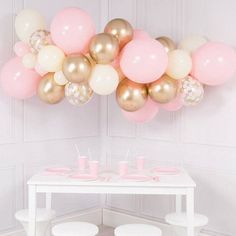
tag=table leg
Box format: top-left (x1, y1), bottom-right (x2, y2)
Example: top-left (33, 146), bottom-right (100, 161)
top-left (46, 192), bottom-right (52, 209)
top-left (175, 195), bottom-right (182, 213)
top-left (28, 185), bottom-right (37, 236)
top-left (186, 188), bottom-right (194, 236)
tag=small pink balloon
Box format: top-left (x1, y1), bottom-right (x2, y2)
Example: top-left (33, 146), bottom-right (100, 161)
top-left (51, 7), bottom-right (96, 54)
top-left (120, 38), bottom-right (168, 84)
top-left (191, 42), bottom-right (236, 86)
top-left (0, 57), bottom-right (41, 99)
top-left (160, 96), bottom-right (183, 111)
top-left (14, 41), bottom-right (30, 57)
top-left (133, 29), bottom-right (150, 40)
top-left (34, 63), bottom-right (47, 76)
top-left (122, 98), bottom-right (159, 123)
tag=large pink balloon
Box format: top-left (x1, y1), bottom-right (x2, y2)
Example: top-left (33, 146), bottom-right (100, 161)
top-left (0, 57), bottom-right (41, 99)
top-left (120, 38), bottom-right (168, 83)
top-left (122, 98), bottom-right (159, 123)
top-left (160, 96), bottom-right (183, 111)
top-left (191, 42), bottom-right (236, 86)
top-left (133, 29), bottom-right (150, 40)
top-left (51, 8), bottom-right (95, 54)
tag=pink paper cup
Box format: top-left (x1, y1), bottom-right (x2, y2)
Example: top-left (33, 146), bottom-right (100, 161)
top-left (89, 161), bottom-right (99, 176)
top-left (119, 161), bottom-right (129, 177)
top-left (136, 156), bottom-right (145, 171)
top-left (78, 156), bottom-right (88, 171)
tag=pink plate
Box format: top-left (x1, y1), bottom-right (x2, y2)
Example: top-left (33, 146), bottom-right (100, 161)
top-left (45, 167), bottom-right (71, 173)
top-left (122, 174), bottom-right (152, 182)
top-left (69, 173), bottom-right (98, 181)
top-left (152, 167), bottom-right (180, 175)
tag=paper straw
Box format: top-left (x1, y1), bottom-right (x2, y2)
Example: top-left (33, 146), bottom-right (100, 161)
top-left (88, 148), bottom-right (92, 160)
top-left (125, 148), bottom-right (130, 161)
top-left (74, 144), bottom-right (80, 157)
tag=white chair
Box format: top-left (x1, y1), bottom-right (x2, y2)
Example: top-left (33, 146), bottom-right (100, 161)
top-left (165, 212), bottom-right (208, 236)
top-left (114, 224), bottom-right (162, 236)
top-left (15, 208), bottom-right (56, 236)
top-left (52, 222), bottom-right (99, 236)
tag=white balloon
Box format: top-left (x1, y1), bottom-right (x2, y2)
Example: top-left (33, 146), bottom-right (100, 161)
top-left (22, 53), bottom-right (37, 69)
top-left (166, 49), bottom-right (192, 80)
top-left (89, 65), bottom-right (119, 95)
top-left (15, 9), bottom-right (45, 43)
top-left (54, 71), bottom-right (68, 85)
top-left (37, 45), bottom-right (65, 72)
top-left (179, 35), bottom-right (208, 54)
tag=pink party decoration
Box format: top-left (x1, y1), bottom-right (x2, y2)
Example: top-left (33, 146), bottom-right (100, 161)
top-left (191, 42), bottom-right (236, 86)
top-left (122, 98), bottom-right (159, 123)
top-left (0, 57), bottom-right (41, 99)
top-left (14, 41), bottom-right (30, 57)
top-left (133, 29), bottom-right (150, 40)
top-left (120, 38), bottom-right (168, 83)
top-left (50, 7), bottom-right (95, 54)
top-left (34, 63), bottom-right (47, 76)
top-left (161, 96), bottom-right (183, 111)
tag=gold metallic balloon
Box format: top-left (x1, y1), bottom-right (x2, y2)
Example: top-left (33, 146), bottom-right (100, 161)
top-left (148, 75), bottom-right (178, 104)
top-left (104, 18), bottom-right (134, 48)
top-left (62, 54), bottom-right (92, 83)
top-left (89, 33), bottom-right (119, 64)
top-left (156, 36), bottom-right (176, 53)
top-left (38, 73), bottom-right (65, 104)
top-left (116, 78), bottom-right (148, 112)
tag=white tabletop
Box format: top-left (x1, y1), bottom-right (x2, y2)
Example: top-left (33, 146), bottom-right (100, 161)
top-left (27, 168), bottom-right (196, 188)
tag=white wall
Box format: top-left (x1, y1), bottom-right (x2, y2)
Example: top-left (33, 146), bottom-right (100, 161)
top-left (0, 1), bottom-right (236, 236)
top-left (0, 0), bottom-right (103, 234)
top-left (104, 1), bottom-right (236, 236)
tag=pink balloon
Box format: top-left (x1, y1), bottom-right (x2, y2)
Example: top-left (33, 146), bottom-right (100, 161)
top-left (122, 98), bottom-right (159, 123)
top-left (51, 7), bottom-right (96, 54)
top-left (133, 29), bottom-right (150, 40)
top-left (160, 96), bottom-right (183, 111)
top-left (34, 63), bottom-right (47, 76)
top-left (1, 57), bottom-right (41, 99)
top-left (191, 42), bottom-right (236, 86)
top-left (14, 41), bottom-right (30, 57)
top-left (120, 38), bottom-right (168, 84)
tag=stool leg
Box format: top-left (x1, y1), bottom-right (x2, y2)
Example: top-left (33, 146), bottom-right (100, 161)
top-left (186, 188), bottom-right (194, 236)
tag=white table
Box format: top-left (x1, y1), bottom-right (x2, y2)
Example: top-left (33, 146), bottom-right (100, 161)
top-left (27, 169), bottom-right (196, 236)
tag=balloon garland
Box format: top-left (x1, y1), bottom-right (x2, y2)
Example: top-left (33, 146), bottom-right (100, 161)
top-left (1, 7), bottom-right (236, 123)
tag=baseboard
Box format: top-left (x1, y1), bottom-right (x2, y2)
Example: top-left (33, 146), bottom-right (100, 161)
top-left (102, 208), bottom-right (212, 236)
top-left (0, 208), bottom-right (102, 236)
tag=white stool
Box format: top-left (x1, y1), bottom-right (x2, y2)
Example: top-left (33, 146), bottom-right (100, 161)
top-left (165, 212), bottom-right (208, 236)
top-left (114, 224), bottom-right (162, 236)
top-left (52, 222), bottom-right (99, 236)
top-left (15, 208), bottom-right (56, 236)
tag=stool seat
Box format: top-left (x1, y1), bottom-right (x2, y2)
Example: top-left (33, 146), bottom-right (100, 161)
top-left (15, 208), bottom-right (56, 222)
top-left (165, 213), bottom-right (208, 227)
top-left (115, 224), bottom-right (162, 236)
top-left (52, 222), bottom-right (99, 236)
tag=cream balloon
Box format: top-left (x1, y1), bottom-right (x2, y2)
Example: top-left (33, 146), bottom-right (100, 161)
top-left (179, 35), bottom-right (208, 54)
top-left (15, 9), bottom-right (45, 43)
top-left (166, 49), bottom-right (192, 80)
top-left (38, 45), bottom-right (65, 72)
top-left (22, 53), bottom-right (37, 69)
top-left (89, 64), bottom-right (119, 95)
top-left (54, 71), bottom-right (68, 85)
